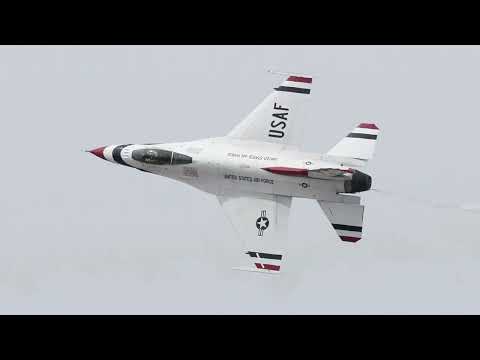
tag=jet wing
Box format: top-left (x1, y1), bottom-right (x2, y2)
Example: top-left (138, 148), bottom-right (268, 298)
top-left (217, 193), bottom-right (292, 274)
top-left (227, 74), bottom-right (312, 148)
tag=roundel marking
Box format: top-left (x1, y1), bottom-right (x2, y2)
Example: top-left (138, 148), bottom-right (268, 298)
top-left (256, 216), bottom-right (269, 231)
top-left (256, 210), bottom-right (269, 236)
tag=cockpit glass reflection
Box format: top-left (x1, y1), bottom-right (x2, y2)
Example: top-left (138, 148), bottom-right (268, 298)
top-left (132, 148), bottom-right (192, 165)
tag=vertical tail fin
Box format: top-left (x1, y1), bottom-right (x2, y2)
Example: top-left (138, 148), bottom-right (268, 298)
top-left (326, 123), bottom-right (380, 166)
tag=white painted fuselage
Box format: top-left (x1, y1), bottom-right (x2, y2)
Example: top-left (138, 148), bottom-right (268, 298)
top-left (101, 137), bottom-right (355, 202)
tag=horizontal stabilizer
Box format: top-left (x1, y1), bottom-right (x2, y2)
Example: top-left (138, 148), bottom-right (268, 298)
top-left (318, 199), bottom-right (364, 242)
top-left (326, 123), bottom-right (380, 166)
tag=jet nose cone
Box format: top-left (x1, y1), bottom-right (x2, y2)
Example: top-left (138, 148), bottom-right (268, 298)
top-left (88, 146), bottom-right (107, 159)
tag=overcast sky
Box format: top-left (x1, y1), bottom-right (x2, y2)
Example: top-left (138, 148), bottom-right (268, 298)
top-left (1, 45), bottom-right (479, 314)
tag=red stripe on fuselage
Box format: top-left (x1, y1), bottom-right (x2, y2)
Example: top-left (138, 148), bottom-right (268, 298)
top-left (262, 167), bottom-right (308, 177)
top-left (287, 76), bottom-right (312, 83)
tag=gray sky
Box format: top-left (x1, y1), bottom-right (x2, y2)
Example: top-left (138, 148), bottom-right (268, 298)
top-left (1, 45), bottom-right (479, 314)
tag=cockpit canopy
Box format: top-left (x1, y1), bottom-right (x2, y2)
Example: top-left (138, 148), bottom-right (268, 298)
top-left (132, 148), bottom-right (192, 165)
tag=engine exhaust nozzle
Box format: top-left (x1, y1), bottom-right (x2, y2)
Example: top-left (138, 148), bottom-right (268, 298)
top-left (344, 170), bottom-right (372, 193)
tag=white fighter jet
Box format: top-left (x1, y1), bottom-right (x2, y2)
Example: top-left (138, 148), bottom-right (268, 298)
top-left (88, 74), bottom-right (380, 274)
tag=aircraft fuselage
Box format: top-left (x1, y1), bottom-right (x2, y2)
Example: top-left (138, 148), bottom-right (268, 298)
top-left (91, 137), bottom-right (371, 203)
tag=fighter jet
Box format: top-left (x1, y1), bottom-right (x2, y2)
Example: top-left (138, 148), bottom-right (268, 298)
top-left (88, 74), bottom-right (379, 274)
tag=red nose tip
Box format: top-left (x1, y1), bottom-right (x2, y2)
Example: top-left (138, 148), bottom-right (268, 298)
top-left (89, 146), bottom-right (106, 159)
